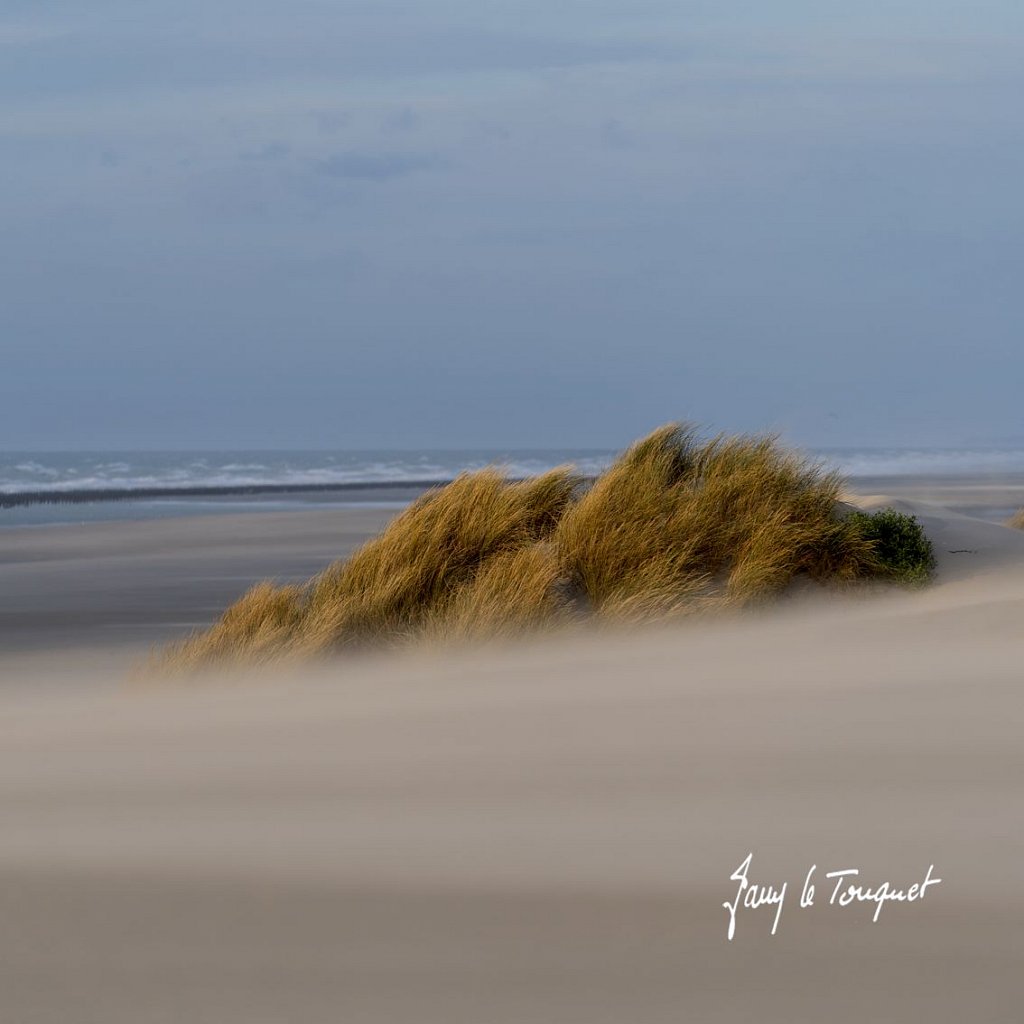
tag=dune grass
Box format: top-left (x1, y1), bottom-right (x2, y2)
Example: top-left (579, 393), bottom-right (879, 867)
top-left (156, 467), bottom-right (579, 669)
top-left (296, 467), bottom-right (579, 652)
top-left (421, 543), bottom-right (574, 644)
top-left (1008, 509), bottom-right (1024, 530)
top-left (149, 582), bottom-right (305, 675)
top-left (554, 425), bottom-right (878, 619)
top-left (153, 425), bottom-right (928, 674)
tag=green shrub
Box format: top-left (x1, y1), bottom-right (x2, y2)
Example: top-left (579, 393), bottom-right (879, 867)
top-left (846, 508), bottom-right (936, 586)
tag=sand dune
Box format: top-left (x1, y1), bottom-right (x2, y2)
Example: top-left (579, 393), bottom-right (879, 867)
top-left (0, 498), bottom-right (1021, 1022)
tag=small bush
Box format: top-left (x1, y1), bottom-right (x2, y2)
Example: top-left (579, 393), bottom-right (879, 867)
top-left (1007, 509), bottom-right (1024, 530)
top-left (845, 508), bottom-right (936, 586)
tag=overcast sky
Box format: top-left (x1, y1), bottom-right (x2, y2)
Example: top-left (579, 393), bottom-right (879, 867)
top-left (2, 1), bottom-right (1023, 449)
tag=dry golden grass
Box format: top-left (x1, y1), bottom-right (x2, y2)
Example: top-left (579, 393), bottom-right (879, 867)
top-left (296, 467), bottom-right (579, 652)
top-left (554, 425), bottom-right (878, 620)
top-left (152, 467), bottom-right (579, 672)
top-left (153, 582), bottom-right (304, 673)
top-left (152, 425), bottom-right (892, 674)
top-left (1008, 509), bottom-right (1024, 530)
top-left (421, 543), bottom-right (573, 644)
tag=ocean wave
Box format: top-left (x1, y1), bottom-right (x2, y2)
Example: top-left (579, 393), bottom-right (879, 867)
top-left (14, 461), bottom-right (60, 477)
top-left (4, 447), bottom-right (1023, 502)
top-left (824, 449), bottom-right (1024, 477)
top-left (0, 452), bottom-right (616, 499)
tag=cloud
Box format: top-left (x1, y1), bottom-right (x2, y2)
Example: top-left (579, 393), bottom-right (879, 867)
top-left (311, 109), bottom-right (351, 135)
top-left (316, 151), bottom-right (438, 182)
top-left (239, 141), bottom-right (290, 161)
top-left (383, 107), bottom-right (419, 133)
top-left (5, 1), bottom-right (1024, 448)
top-left (0, 22), bottom-right (71, 46)
top-left (0, 15), bottom-right (682, 105)
top-left (600, 117), bottom-right (636, 150)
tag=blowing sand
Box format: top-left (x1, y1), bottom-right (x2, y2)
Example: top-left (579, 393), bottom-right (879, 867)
top-left (0, 492), bottom-right (1021, 1022)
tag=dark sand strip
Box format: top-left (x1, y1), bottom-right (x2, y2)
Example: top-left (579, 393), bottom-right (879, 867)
top-left (0, 509), bottom-right (396, 661)
top-left (0, 481), bottom-right (439, 509)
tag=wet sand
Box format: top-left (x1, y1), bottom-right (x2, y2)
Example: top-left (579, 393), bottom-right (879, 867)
top-left (0, 508), bottom-right (395, 676)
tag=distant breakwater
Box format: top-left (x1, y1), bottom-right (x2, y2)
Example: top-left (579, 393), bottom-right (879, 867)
top-left (0, 480), bottom-right (448, 508)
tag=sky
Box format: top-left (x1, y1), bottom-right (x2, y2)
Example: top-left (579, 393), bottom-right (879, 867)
top-left (2, 0), bottom-right (1023, 450)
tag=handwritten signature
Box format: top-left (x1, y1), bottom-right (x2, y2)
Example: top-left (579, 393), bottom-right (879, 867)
top-left (723, 852), bottom-right (942, 940)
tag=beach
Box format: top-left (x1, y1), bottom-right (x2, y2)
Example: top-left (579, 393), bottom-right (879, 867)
top-left (0, 476), bottom-right (1021, 1021)
top-left (10, 0), bottom-right (1023, 1015)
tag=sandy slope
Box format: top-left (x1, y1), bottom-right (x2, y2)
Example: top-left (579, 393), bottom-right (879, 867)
top-left (0, 500), bottom-right (1021, 1022)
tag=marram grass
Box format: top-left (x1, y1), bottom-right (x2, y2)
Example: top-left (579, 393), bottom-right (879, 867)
top-left (153, 425), bottom-right (930, 674)
top-left (296, 467), bottom-right (579, 652)
top-left (554, 425), bottom-right (875, 617)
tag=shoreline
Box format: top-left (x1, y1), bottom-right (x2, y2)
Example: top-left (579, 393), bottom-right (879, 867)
top-left (0, 479), bottom-right (445, 509)
top-left (3, 471), bottom-right (1024, 531)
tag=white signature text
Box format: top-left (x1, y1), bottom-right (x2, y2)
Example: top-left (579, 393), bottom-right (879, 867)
top-left (723, 852), bottom-right (942, 940)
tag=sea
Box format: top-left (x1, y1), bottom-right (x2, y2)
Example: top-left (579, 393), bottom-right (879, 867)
top-left (3, 447), bottom-right (1024, 528)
